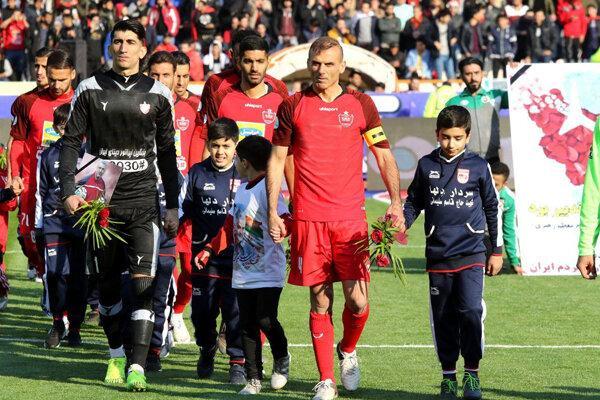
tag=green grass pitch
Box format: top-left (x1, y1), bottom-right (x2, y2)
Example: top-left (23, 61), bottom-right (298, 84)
top-left (1, 200), bottom-right (600, 399)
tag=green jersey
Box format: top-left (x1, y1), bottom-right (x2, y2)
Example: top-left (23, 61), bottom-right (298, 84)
top-left (446, 88), bottom-right (508, 162)
top-left (499, 186), bottom-right (520, 267)
top-left (579, 118), bottom-right (600, 256)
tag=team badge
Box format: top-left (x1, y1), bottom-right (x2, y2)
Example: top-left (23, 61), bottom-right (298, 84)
top-left (338, 111), bottom-right (354, 128)
top-left (457, 168), bottom-right (470, 184)
top-left (176, 116), bottom-right (190, 131)
top-left (274, 116), bottom-right (279, 129)
top-left (262, 108), bottom-right (276, 124)
top-left (429, 170), bottom-right (440, 179)
top-left (140, 101), bottom-right (151, 114)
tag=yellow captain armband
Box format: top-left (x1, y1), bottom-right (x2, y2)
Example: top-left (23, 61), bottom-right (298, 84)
top-left (363, 127), bottom-right (387, 147)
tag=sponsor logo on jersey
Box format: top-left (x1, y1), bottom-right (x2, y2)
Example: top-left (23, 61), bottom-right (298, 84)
top-left (319, 107), bottom-right (338, 112)
top-left (274, 116), bottom-right (279, 129)
top-left (203, 182), bottom-right (216, 191)
top-left (244, 103), bottom-right (262, 109)
top-left (338, 111), bottom-right (354, 128)
top-left (457, 168), bottom-right (470, 184)
top-left (262, 108), bottom-right (276, 124)
top-left (236, 121), bottom-right (266, 138)
top-left (429, 170), bottom-right (440, 179)
top-left (176, 116), bottom-right (190, 131)
top-left (140, 101), bottom-right (151, 114)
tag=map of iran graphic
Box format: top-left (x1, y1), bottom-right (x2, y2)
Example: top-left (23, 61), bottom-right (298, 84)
top-left (511, 68), bottom-right (599, 186)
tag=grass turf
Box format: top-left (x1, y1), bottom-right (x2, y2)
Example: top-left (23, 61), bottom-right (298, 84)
top-left (1, 200), bottom-right (600, 399)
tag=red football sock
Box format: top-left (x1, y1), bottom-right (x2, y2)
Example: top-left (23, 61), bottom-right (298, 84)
top-left (339, 304), bottom-right (370, 353)
top-left (173, 252), bottom-right (192, 314)
top-left (310, 311), bottom-right (335, 382)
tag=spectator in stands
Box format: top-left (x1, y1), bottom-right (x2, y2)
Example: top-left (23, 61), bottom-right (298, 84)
top-left (191, 0), bottom-right (218, 54)
top-left (60, 10), bottom-right (83, 41)
top-left (427, 0), bottom-right (444, 20)
top-left (327, 18), bottom-right (357, 44)
top-left (1, 0), bottom-right (29, 81)
top-left (448, 0), bottom-right (463, 32)
top-left (25, 0), bottom-right (44, 30)
top-left (380, 42), bottom-right (406, 78)
top-left (352, 2), bottom-right (379, 51)
top-left (257, 22), bottom-right (276, 49)
top-left (394, 0), bottom-right (414, 30)
top-left (488, 14), bottom-right (516, 77)
top-left (583, 5), bottom-right (600, 60)
top-left (299, 0), bottom-right (327, 40)
top-left (0, 50), bottom-right (14, 81)
top-left (347, 69), bottom-right (365, 92)
top-left (402, 5), bottom-right (434, 51)
top-left (128, 0), bottom-right (151, 19)
top-left (407, 72), bottom-right (420, 91)
top-left (527, 9), bottom-right (558, 62)
top-left (180, 39), bottom-right (203, 81)
top-left (557, 0), bottom-right (587, 62)
top-left (29, 10), bottom-right (52, 56)
top-left (303, 18), bottom-right (323, 43)
top-left (85, 13), bottom-right (106, 74)
top-left (140, 13), bottom-right (157, 53)
top-left (460, 4), bottom-right (487, 60)
top-left (203, 40), bottom-right (230, 76)
top-left (378, 3), bottom-right (402, 49)
top-left (485, 0), bottom-right (504, 32)
top-left (432, 9), bottom-right (458, 80)
top-left (100, 0), bottom-right (116, 31)
top-left (405, 37), bottom-right (433, 78)
top-left (273, 0), bottom-right (299, 50)
top-left (155, 33), bottom-right (178, 52)
top-left (250, 0), bottom-right (273, 31)
top-left (374, 81), bottom-right (386, 92)
top-left (505, 0), bottom-right (529, 23)
top-left (327, 3), bottom-right (351, 30)
top-left (423, 81), bottom-right (455, 118)
top-left (149, 0), bottom-right (181, 42)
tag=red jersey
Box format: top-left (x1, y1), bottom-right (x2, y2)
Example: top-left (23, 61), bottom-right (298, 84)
top-left (9, 87), bottom-right (74, 185)
top-left (82, 175), bottom-right (106, 202)
top-left (204, 83), bottom-right (285, 142)
top-left (2, 19), bottom-right (27, 51)
top-left (174, 93), bottom-right (202, 175)
top-left (273, 88), bottom-right (386, 222)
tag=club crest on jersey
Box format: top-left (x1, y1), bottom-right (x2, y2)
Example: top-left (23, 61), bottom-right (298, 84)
top-left (338, 111), bottom-right (354, 128)
top-left (262, 108), bottom-right (276, 125)
top-left (176, 116), bottom-right (190, 131)
top-left (457, 168), bottom-right (470, 184)
top-left (429, 170), bottom-right (440, 179)
top-left (140, 101), bottom-right (151, 114)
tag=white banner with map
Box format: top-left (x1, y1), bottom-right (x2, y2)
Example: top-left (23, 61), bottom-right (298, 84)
top-left (507, 64), bottom-right (599, 275)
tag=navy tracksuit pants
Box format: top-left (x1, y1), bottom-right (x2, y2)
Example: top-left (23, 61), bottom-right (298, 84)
top-left (428, 265), bottom-right (485, 371)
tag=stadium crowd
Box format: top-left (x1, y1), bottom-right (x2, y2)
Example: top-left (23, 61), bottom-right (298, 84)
top-left (1, 0), bottom-right (600, 83)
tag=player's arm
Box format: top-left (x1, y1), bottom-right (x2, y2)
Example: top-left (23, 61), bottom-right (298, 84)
top-left (199, 76), bottom-right (218, 161)
top-left (155, 91), bottom-right (180, 238)
top-left (59, 85), bottom-right (89, 214)
top-left (578, 119), bottom-right (600, 279)
top-left (9, 96), bottom-right (30, 179)
top-left (403, 160), bottom-right (425, 230)
top-left (481, 164), bottom-right (504, 276)
top-left (189, 101), bottom-right (207, 166)
top-left (502, 192), bottom-right (521, 269)
top-left (180, 172), bottom-right (194, 220)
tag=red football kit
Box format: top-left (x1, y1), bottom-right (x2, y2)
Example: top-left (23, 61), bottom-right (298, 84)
top-left (10, 87), bottom-right (74, 273)
top-left (204, 83), bottom-right (285, 142)
top-left (273, 86), bottom-right (389, 383)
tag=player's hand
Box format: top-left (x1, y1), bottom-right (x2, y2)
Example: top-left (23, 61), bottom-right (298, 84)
top-left (10, 176), bottom-right (24, 196)
top-left (486, 254), bottom-right (503, 276)
top-left (163, 208), bottom-right (179, 239)
top-left (194, 247), bottom-right (213, 271)
top-left (63, 195), bottom-right (87, 214)
top-left (513, 265), bottom-right (524, 276)
top-left (386, 202), bottom-right (406, 232)
top-left (268, 213), bottom-right (287, 243)
top-left (576, 255), bottom-right (597, 280)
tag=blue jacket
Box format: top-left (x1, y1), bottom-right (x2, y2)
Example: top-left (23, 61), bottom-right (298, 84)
top-left (35, 139), bottom-right (82, 235)
top-left (487, 26), bottom-right (517, 59)
top-left (403, 149), bottom-right (503, 270)
top-left (157, 173), bottom-right (184, 253)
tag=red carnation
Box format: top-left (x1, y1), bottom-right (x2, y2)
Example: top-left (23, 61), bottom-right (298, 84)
top-left (371, 229), bottom-right (383, 244)
top-left (98, 208), bottom-right (110, 219)
top-left (99, 218), bottom-right (109, 228)
top-left (376, 254), bottom-right (390, 268)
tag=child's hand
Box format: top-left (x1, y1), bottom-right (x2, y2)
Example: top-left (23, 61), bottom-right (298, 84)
top-left (194, 247), bottom-right (213, 271)
top-left (10, 176), bottom-right (23, 196)
top-left (268, 214), bottom-right (287, 243)
top-left (486, 254), bottom-right (503, 276)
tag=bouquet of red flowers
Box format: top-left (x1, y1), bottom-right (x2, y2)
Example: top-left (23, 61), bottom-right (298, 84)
top-left (0, 145), bottom-right (7, 171)
top-left (74, 199), bottom-right (127, 249)
top-left (359, 215), bottom-right (408, 284)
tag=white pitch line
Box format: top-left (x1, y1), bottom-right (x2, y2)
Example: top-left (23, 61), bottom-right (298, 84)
top-left (1, 337), bottom-right (600, 350)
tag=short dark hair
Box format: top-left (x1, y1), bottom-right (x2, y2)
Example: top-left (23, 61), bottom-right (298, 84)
top-left (239, 35), bottom-right (270, 55)
top-left (46, 48), bottom-right (75, 70)
top-left (236, 135), bottom-right (272, 171)
top-left (458, 56), bottom-right (484, 74)
top-left (496, 13), bottom-right (509, 22)
top-left (232, 29), bottom-right (259, 50)
top-left (436, 105), bottom-right (471, 134)
top-left (208, 118), bottom-right (239, 143)
top-left (35, 47), bottom-right (53, 59)
top-left (53, 103), bottom-right (71, 131)
top-left (147, 50), bottom-right (176, 71)
top-left (491, 161), bottom-right (510, 179)
top-left (437, 8), bottom-right (451, 19)
top-left (112, 19), bottom-right (146, 43)
top-left (172, 51), bottom-right (190, 66)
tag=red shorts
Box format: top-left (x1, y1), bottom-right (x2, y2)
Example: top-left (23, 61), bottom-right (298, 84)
top-left (288, 219), bottom-right (370, 287)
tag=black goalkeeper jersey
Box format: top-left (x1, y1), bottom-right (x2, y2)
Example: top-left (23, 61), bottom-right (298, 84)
top-left (59, 70), bottom-right (179, 209)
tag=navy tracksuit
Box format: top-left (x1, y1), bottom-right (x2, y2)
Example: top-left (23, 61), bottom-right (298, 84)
top-left (404, 149), bottom-right (503, 370)
top-left (181, 159), bottom-right (243, 363)
top-left (36, 139), bottom-right (87, 330)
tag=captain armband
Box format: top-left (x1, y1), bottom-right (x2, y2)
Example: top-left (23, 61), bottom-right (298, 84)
top-left (363, 127), bottom-right (389, 148)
